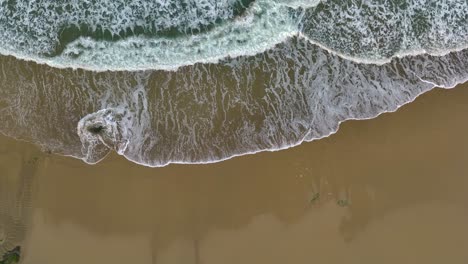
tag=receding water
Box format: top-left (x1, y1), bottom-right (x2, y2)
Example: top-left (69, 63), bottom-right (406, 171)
top-left (1, 84), bottom-right (468, 264)
top-left (0, 0), bottom-right (467, 166)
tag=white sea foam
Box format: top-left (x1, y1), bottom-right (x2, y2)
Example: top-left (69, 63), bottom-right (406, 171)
top-left (278, 0), bottom-right (323, 9)
top-left (300, 0), bottom-right (468, 62)
top-left (1, 37), bottom-right (466, 167)
top-left (80, 45), bottom-right (468, 167)
top-left (0, 0), bottom-right (467, 167)
top-left (0, 0), bottom-right (466, 71)
top-left (56, 1), bottom-right (298, 71)
top-left (0, 0), bottom-right (301, 71)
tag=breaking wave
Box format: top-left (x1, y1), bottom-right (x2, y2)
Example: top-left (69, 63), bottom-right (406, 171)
top-left (0, 0), bottom-right (466, 70)
top-left (0, 0), bottom-right (467, 166)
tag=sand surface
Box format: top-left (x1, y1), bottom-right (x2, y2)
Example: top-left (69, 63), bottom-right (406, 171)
top-left (1, 83), bottom-right (468, 264)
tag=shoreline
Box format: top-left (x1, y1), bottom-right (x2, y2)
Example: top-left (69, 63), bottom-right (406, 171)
top-left (1, 82), bottom-right (466, 168)
top-left (1, 78), bottom-right (468, 264)
top-left (0, 80), bottom-right (468, 264)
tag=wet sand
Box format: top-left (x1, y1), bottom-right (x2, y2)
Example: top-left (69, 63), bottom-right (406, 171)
top-left (1, 83), bottom-right (468, 264)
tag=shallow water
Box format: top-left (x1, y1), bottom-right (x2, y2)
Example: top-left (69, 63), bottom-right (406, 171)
top-left (0, 1), bottom-right (467, 263)
top-left (1, 45), bottom-right (467, 167)
top-left (1, 83), bottom-right (468, 264)
top-left (0, 0), bottom-right (467, 167)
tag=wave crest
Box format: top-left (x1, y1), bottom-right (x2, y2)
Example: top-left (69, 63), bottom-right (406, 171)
top-left (0, 0), bottom-right (466, 70)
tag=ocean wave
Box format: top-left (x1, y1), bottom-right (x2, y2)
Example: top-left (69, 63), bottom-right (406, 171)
top-left (0, 37), bottom-right (466, 167)
top-left (0, 0), bottom-right (300, 71)
top-left (0, 0), bottom-right (467, 167)
top-left (299, 0), bottom-right (468, 63)
top-left (0, 0), bottom-right (466, 71)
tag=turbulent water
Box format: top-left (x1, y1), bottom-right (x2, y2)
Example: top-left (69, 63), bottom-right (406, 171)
top-left (0, 0), bottom-right (467, 166)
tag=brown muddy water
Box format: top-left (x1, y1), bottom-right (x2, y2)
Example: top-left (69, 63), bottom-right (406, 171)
top-left (1, 83), bottom-right (468, 264)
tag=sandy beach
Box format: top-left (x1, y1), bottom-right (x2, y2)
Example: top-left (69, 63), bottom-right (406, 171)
top-left (1, 82), bottom-right (468, 264)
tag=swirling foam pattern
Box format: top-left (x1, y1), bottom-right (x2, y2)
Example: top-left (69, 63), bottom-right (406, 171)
top-left (0, 0), bottom-right (465, 70)
top-left (0, 0), bottom-right (467, 166)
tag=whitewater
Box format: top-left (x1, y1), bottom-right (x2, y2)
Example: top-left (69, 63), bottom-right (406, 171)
top-left (0, 0), bottom-right (467, 166)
